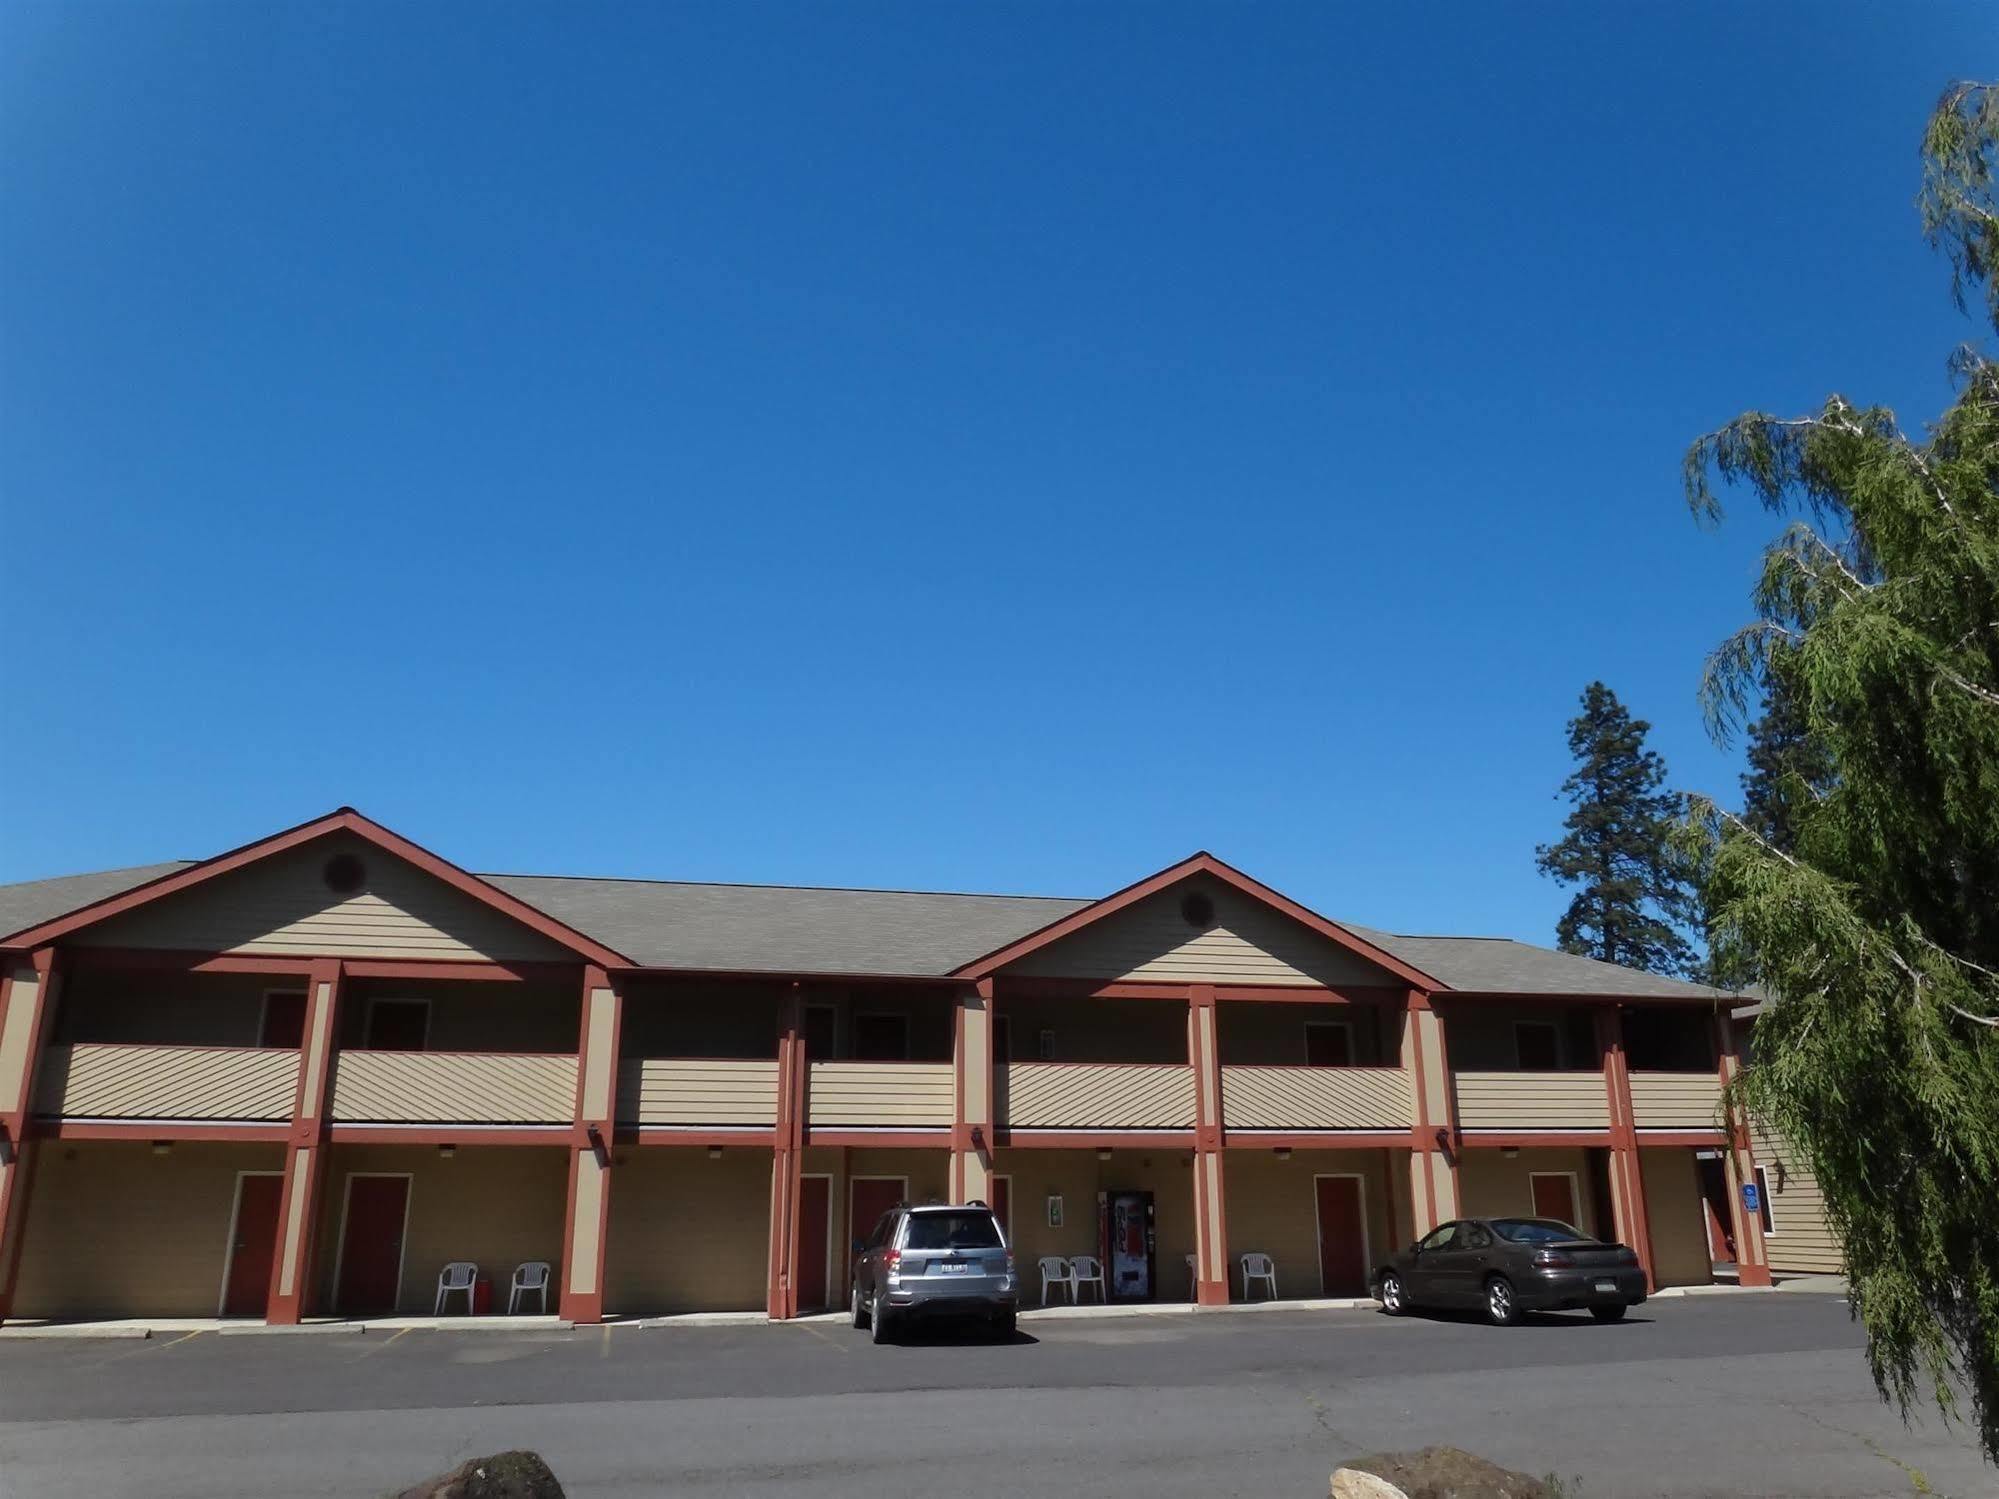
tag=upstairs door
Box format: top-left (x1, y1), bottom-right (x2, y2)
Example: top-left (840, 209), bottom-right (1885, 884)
top-left (221, 1173), bottom-right (284, 1316)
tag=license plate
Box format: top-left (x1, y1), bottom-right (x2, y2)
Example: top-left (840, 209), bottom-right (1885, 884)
top-left (938, 1262), bottom-right (969, 1274)
top-left (1593, 1280), bottom-right (1618, 1294)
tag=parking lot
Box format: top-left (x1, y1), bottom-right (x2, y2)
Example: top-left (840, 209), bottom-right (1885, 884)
top-left (0, 1292), bottom-right (1984, 1498)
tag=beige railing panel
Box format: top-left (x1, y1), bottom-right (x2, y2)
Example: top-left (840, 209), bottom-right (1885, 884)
top-left (805, 1062), bottom-right (954, 1127)
top-left (1452, 1070), bottom-right (1610, 1129)
top-left (616, 1058), bottom-right (779, 1127)
top-left (1220, 1066), bottom-right (1412, 1130)
top-left (1000, 1063), bottom-right (1196, 1130)
top-left (1629, 1072), bottom-right (1725, 1130)
top-left (35, 1044), bottom-right (297, 1121)
top-left (328, 1051), bottom-right (577, 1124)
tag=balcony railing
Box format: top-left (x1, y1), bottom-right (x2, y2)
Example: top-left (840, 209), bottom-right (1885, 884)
top-left (1220, 1065), bottom-right (1411, 1130)
top-left (1453, 1070), bottom-right (1610, 1130)
top-left (1000, 1062), bottom-right (1196, 1130)
top-left (34, 1043), bottom-right (298, 1122)
top-left (617, 1058), bottom-right (779, 1127)
top-left (805, 1061), bottom-right (954, 1127)
top-left (1628, 1071), bottom-right (1725, 1130)
top-left (327, 1050), bottom-right (577, 1125)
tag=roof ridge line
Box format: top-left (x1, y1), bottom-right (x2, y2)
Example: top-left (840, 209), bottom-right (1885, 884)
top-left (481, 870), bottom-right (1095, 902)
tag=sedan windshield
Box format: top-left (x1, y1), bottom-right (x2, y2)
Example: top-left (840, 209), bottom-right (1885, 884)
top-left (1490, 1218), bottom-right (1591, 1244)
top-left (902, 1212), bottom-right (1004, 1250)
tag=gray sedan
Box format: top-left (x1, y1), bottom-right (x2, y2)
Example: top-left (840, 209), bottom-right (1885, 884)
top-left (1370, 1217), bottom-right (1647, 1325)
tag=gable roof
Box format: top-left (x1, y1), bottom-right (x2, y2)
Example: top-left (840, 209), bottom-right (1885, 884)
top-left (0, 862), bottom-right (196, 942)
top-left (0, 809), bottom-right (631, 969)
top-left (1344, 926), bottom-right (1736, 1002)
top-left (947, 852), bottom-right (1444, 990)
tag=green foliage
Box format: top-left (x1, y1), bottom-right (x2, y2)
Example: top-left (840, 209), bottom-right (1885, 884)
top-left (1535, 682), bottom-right (1699, 976)
top-left (1683, 80), bottom-right (1999, 1464)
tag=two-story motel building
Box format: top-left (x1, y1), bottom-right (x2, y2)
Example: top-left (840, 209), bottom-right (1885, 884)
top-left (0, 808), bottom-right (1784, 1327)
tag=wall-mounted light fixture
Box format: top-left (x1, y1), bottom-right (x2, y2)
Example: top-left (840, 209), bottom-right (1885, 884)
top-left (1096, 1147), bottom-right (1112, 1161)
top-left (1274, 1147), bottom-right (1293, 1161)
top-left (707, 1146), bottom-right (723, 1160)
top-left (438, 1144), bottom-right (457, 1160)
top-left (1500, 1146), bottom-right (1519, 1160)
top-left (150, 1141), bottom-right (172, 1157)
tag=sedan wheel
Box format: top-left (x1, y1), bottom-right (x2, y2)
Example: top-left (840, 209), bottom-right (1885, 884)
top-left (1378, 1272), bottom-right (1407, 1316)
top-left (1484, 1274), bottom-right (1520, 1326)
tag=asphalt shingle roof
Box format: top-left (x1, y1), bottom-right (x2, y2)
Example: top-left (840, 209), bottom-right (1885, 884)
top-left (0, 855), bottom-right (1734, 1001)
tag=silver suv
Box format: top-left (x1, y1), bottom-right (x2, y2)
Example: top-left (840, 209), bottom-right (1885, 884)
top-left (849, 1201), bottom-right (1017, 1342)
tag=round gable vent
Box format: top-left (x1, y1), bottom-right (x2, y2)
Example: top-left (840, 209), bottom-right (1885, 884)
top-left (322, 853), bottom-right (368, 895)
top-left (1179, 890), bottom-right (1216, 930)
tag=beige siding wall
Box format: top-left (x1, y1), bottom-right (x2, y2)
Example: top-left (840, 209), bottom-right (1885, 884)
top-left (13, 1141), bottom-right (285, 1318)
top-left (991, 1147), bottom-right (1197, 1304)
top-left (314, 1145), bottom-right (569, 1315)
top-left (619, 983), bottom-right (783, 1061)
top-left (1216, 1001), bottom-right (1394, 1066)
top-left (602, 1147), bottom-right (773, 1315)
top-left (77, 834), bottom-right (572, 962)
top-left (1005, 877), bottom-right (1390, 987)
top-left (1453, 1072), bottom-right (1610, 1130)
top-left (1640, 1147), bottom-right (1714, 1288)
top-left (1219, 1066), bottom-right (1411, 1130)
top-left (1628, 1072), bottom-right (1726, 1131)
top-left (327, 1052), bottom-right (577, 1125)
top-left (1000, 1063), bottom-right (1195, 1130)
top-left (336, 978), bottom-right (580, 1055)
top-left (804, 1062), bottom-right (954, 1127)
top-left (54, 971), bottom-right (280, 1047)
top-left (36, 1044), bottom-right (298, 1121)
top-left (617, 1059), bottom-right (780, 1127)
top-left (1752, 1127), bottom-right (1845, 1275)
top-left (1224, 1148), bottom-right (1398, 1298)
top-left (995, 996), bottom-right (1187, 1064)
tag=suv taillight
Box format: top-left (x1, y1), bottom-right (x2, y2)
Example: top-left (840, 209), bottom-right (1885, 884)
top-left (883, 1249), bottom-right (902, 1274)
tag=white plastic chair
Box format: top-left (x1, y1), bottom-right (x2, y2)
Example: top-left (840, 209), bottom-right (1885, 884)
top-left (1037, 1256), bottom-right (1074, 1306)
top-left (1070, 1254), bottom-right (1107, 1305)
top-left (507, 1261), bottom-right (551, 1315)
top-left (434, 1261), bottom-right (478, 1316)
top-left (1240, 1252), bottom-right (1277, 1302)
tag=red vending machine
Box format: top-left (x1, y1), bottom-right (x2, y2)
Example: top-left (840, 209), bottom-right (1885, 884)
top-left (1097, 1189), bottom-right (1157, 1302)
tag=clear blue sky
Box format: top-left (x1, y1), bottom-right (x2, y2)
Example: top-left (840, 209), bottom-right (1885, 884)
top-left (2, 4), bottom-right (1991, 943)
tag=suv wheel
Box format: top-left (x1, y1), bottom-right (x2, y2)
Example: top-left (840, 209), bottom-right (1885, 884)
top-left (851, 1284), bottom-right (868, 1329)
top-left (868, 1291), bottom-right (893, 1345)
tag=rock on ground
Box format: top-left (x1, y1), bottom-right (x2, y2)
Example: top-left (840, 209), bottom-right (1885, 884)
top-left (390, 1450), bottom-right (565, 1499)
top-left (1333, 1446), bottom-right (1550, 1499)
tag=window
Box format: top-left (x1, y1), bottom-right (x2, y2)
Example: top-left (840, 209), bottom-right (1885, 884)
top-left (1037, 1028), bottom-right (1056, 1061)
top-left (901, 1211), bottom-right (1004, 1251)
top-left (364, 999), bottom-right (429, 1051)
top-left (866, 1211), bottom-right (898, 1250)
top-left (1304, 1021), bottom-right (1354, 1067)
top-left (1514, 1021), bottom-right (1562, 1070)
top-left (1491, 1218), bottom-right (1592, 1244)
top-left (1462, 1223), bottom-right (1494, 1250)
top-left (1754, 1166), bottom-right (1776, 1236)
top-left (803, 1004), bottom-right (837, 1058)
top-left (258, 991), bottom-right (307, 1049)
top-left (1417, 1223), bottom-right (1460, 1252)
top-left (851, 1013), bottom-right (909, 1061)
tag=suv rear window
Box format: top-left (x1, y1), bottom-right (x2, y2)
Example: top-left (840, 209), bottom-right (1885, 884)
top-left (901, 1211), bottom-right (1003, 1250)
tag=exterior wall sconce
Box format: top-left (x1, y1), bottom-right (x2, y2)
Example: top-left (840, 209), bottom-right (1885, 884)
top-left (707, 1146), bottom-right (723, 1160)
top-left (1096, 1147), bottom-right (1112, 1161)
top-left (1274, 1148), bottom-right (1293, 1161)
top-left (150, 1141), bottom-right (172, 1157)
top-left (1501, 1146), bottom-right (1519, 1159)
top-left (438, 1144), bottom-right (457, 1160)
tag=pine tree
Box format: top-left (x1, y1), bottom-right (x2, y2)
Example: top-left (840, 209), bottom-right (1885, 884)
top-left (1739, 655), bottom-right (1835, 855)
top-left (1535, 682), bottom-right (1700, 977)
top-left (1682, 80), bottom-right (1999, 1463)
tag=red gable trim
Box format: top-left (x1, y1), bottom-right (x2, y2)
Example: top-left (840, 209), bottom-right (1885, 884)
top-left (948, 851), bottom-right (1445, 991)
top-left (0, 808), bottom-right (632, 969)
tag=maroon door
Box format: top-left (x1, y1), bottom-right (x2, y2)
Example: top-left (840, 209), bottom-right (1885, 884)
top-left (337, 1176), bottom-right (410, 1313)
top-left (1695, 1155), bottom-right (1737, 1262)
top-left (1531, 1173), bottom-right (1580, 1227)
top-left (259, 993), bottom-right (307, 1049)
top-left (850, 1178), bottom-right (904, 1254)
top-left (222, 1175), bottom-right (284, 1316)
top-left (365, 1001), bottom-right (429, 1050)
top-left (796, 1176), bottom-right (830, 1311)
top-left (1315, 1176), bottom-right (1368, 1296)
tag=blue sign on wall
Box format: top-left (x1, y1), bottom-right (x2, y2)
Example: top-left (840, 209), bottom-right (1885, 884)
top-left (1741, 1181), bottom-right (1761, 1214)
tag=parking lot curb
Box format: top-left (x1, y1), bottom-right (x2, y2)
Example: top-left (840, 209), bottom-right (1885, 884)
top-left (0, 1324), bottom-right (152, 1340)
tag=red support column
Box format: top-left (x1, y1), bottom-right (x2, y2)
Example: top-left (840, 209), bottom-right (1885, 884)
top-left (951, 979), bottom-right (995, 1205)
top-left (1189, 984), bottom-right (1230, 1306)
top-left (1596, 1006), bottom-right (1656, 1290)
top-left (1715, 1011), bottom-right (1773, 1287)
top-left (1402, 989), bottom-right (1459, 1235)
top-left (266, 958), bottom-right (343, 1323)
top-left (0, 948), bottom-right (63, 1323)
top-left (559, 965), bottom-right (622, 1324)
top-left (765, 985), bottom-right (806, 1320)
